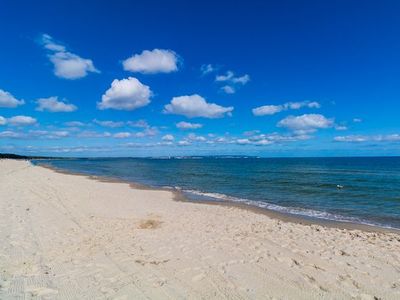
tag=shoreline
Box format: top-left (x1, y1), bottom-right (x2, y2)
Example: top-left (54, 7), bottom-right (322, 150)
top-left (1, 159), bottom-right (400, 299)
top-left (35, 160), bottom-right (400, 234)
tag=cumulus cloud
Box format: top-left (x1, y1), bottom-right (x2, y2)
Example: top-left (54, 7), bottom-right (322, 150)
top-left (203, 131), bottom-right (312, 146)
top-left (0, 116), bottom-right (6, 125)
top-left (277, 114), bottom-right (334, 133)
top-left (215, 71), bottom-right (250, 94)
top-left (229, 132), bottom-right (311, 146)
top-left (215, 71), bottom-right (250, 85)
top-left (123, 49), bottom-right (179, 74)
top-left (252, 101), bottom-right (320, 116)
top-left (6, 116), bottom-right (37, 126)
top-left (187, 133), bottom-right (206, 142)
top-left (235, 138), bottom-right (251, 145)
top-left (0, 89), bottom-right (25, 108)
top-left (176, 121), bottom-right (203, 130)
top-left (73, 127), bottom-right (157, 139)
top-left (134, 127), bottom-right (158, 138)
top-left (93, 119), bottom-right (124, 128)
top-left (162, 134), bottom-right (174, 141)
top-left (178, 140), bottom-right (191, 146)
top-left (163, 94), bottom-right (233, 118)
top-left (252, 105), bottom-right (284, 116)
top-left (36, 96), bottom-right (77, 112)
top-left (221, 85), bottom-right (235, 94)
top-left (113, 132), bottom-right (131, 139)
top-left (41, 34), bottom-right (99, 79)
top-left (98, 77), bottom-right (152, 111)
top-left (334, 134), bottom-right (400, 143)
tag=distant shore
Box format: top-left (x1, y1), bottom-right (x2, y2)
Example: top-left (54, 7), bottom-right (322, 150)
top-left (1, 159), bottom-right (399, 299)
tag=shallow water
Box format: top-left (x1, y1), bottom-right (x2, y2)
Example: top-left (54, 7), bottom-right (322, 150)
top-left (34, 157), bottom-right (400, 229)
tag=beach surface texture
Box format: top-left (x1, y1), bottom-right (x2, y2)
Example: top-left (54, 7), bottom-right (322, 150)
top-left (1, 159), bottom-right (399, 299)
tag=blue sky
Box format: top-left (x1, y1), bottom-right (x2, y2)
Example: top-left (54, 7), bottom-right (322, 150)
top-left (0, 0), bottom-right (400, 157)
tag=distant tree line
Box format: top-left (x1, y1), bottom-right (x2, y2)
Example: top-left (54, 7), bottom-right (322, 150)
top-left (0, 153), bottom-right (58, 159)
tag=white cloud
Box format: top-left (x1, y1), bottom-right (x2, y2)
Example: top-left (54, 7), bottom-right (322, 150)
top-left (353, 118), bottom-right (362, 123)
top-left (163, 94), bottom-right (233, 118)
top-left (127, 120), bottom-right (149, 128)
top-left (277, 114), bottom-right (334, 133)
top-left (215, 71), bottom-right (250, 94)
top-left (253, 139), bottom-right (274, 146)
top-left (123, 49), bottom-right (179, 74)
top-left (215, 71), bottom-right (250, 85)
top-left (0, 89), bottom-right (25, 108)
top-left (252, 101), bottom-right (320, 116)
top-left (232, 74), bottom-right (250, 85)
top-left (221, 85), bottom-right (235, 94)
top-left (377, 134), bottom-right (400, 142)
top-left (0, 129), bottom-right (70, 139)
top-left (36, 96), bottom-right (77, 112)
top-left (98, 77), bottom-right (152, 111)
top-left (0, 116), bottom-right (6, 125)
top-left (236, 138), bottom-right (251, 145)
top-left (287, 101), bottom-right (320, 109)
top-left (334, 135), bottom-right (367, 142)
top-left (134, 127), bottom-right (158, 137)
top-left (162, 134), bottom-right (174, 141)
top-left (215, 71), bottom-right (233, 82)
top-left (29, 130), bottom-right (70, 139)
top-left (335, 125), bottom-right (348, 131)
top-left (77, 131), bottom-right (111, 138)
top-left (252, 105), bottom-right (284, 116)
top-left (0, 131), bottom-right (22, 138)
top-left (41, 34), bottom-right (99, 79)
top-left (114, 130), bottom-right (162, 140)
top-left (64, 121), bottom-right (85, 127)
top-left (7, 116), bottom-right (37, 126)
top-left (187, 133), bottom-right (206, 142)
top-left (178, 140), bottom-right (191, 146)
top-left (231, 132), bottom-right (312, 146)
top-left (203, 131), bottom-right (312, 147)
top-left (176, 121), bottom-right (203, 130)
top-left (200, 64), bottom-right (216, 75)
top-left (113, 132), bottom-right (131, 139)
top-left (334, 134), bottom-right (400, 143)
top-left (50, 52), bottom-right (99, 79)
top-left (93, 119), bottom-right (124, 128)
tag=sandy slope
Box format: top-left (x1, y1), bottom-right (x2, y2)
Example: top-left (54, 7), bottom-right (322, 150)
top-left (0, 160), bottom-right (399, 300)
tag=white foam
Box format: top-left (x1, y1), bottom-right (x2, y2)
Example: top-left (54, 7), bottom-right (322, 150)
top-left (182, 189), bottom-right (397, 230)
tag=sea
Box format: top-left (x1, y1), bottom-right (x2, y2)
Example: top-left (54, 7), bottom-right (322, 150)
top-left (33, 156), bottom-right (400, 230)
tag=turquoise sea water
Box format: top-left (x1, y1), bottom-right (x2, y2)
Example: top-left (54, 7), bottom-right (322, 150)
top-left (34, 157), bottom-right (400, 229)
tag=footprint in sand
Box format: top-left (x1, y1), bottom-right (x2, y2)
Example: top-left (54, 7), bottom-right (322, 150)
top-left (27, 287), bottom-right (58, 297)
top-left (192, 272), bottom-right (206, 282)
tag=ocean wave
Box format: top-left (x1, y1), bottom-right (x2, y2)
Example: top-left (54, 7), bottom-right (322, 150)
top-left (181, 189), bottom-right (397, 230)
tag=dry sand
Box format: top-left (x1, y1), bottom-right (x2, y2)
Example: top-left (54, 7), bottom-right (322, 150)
top-left (1, 159), bottom-right (400, 299)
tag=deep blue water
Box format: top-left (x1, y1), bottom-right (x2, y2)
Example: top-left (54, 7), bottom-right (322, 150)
top-left (34, 157), bottom-right (400, 229)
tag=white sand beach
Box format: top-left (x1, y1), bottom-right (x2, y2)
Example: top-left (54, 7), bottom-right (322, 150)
top-left (0, 159), bottom-right (399, 299)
